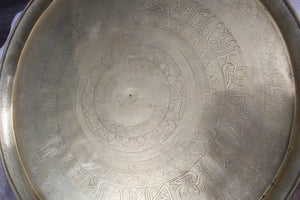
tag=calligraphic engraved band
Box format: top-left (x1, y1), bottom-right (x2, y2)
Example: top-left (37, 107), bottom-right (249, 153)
top-left (36, 0), bottom-right (252, 199)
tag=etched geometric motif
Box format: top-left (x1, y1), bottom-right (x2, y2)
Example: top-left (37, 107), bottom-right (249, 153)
top-left (36, 0), bottom-right (251, 199)
top-left (78, 44), bottom-right (185, 152)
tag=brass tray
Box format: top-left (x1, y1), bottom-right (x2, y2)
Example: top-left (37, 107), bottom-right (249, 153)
top-left (1, 0), bottom-right (299, 199)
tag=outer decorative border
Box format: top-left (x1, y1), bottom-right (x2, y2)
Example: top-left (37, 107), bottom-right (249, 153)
top-left (0, 0), bottom-right (299, 199)
top-left (259, 0), bottom-right (300, 199)
top-left (0, 0), bottom-right (53, 199)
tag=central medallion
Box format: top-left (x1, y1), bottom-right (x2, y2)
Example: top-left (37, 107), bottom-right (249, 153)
top-left (77, 44), bottom-right (186, 152)
top-left (94, 58), bottom-right (170, 136)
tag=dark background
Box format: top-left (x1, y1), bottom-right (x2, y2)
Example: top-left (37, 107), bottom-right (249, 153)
top-left (0, 0), bottom-right (28, 47)
top-left (0, 0), bottom-right (299, 199)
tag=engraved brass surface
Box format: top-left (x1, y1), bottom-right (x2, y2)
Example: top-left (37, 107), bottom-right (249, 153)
top-left (0, 0), bottom-right (299, 199)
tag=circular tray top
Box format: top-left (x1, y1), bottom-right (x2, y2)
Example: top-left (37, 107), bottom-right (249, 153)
top-left (1, 0), bottom-right (299, 199)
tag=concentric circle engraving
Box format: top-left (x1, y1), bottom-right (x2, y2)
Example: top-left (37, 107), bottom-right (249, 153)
top-left (94, 59), bottom-right (169, 129)
top-left (77, 44), bottom-right (186, 152)
top-left (40, 0), bottom-right (248, 192)
top-left (22, 0), bottom-right (295, 199)
top-left (94, 58), bottom-right (170, 136)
